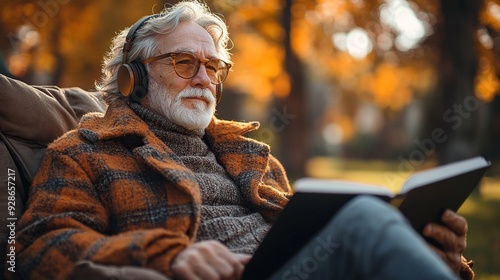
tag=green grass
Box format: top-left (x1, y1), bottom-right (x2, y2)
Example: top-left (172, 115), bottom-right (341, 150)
top-left (304, 157), bottom-right (500, 279)
top-left (460, 194), bottom-right (500, 279)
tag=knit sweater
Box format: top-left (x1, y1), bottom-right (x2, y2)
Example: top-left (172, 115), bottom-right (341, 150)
top-left (130, 103), bottom-right (271, 254)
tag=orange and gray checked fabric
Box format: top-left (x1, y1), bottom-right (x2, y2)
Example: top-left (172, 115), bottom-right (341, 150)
top-left (15, 99), bottom-right (292, 280)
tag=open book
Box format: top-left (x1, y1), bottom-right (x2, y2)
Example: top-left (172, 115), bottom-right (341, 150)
top-left (242, 156), bottom-right (491, 280)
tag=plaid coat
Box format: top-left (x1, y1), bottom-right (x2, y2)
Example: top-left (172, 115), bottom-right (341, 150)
top-left (16, 100), bottom-right (292, 279)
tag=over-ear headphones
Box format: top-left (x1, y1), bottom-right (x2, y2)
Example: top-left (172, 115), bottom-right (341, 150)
top-left (117, 15), bottom-right (154, 102)
top-left (117, 15), bottom-right (223, 103)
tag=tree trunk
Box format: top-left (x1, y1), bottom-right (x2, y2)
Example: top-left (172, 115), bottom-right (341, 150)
top-left (434, 0), bottom-right (483, 164)
top-left (273, 0), bottom-right (308, 179)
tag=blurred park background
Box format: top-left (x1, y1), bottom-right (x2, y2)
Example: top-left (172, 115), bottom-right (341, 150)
top-left (1, 0), bottom-right (499, 278)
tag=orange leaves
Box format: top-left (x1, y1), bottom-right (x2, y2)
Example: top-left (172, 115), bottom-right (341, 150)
top-left (364, 63), bottom-right (436, 111)
top-left (476, 0), bottom-right (500, 102)
top-left (481, 0), bottom-right (500, 31)
top-left (476, 59), bottom-right (500, 102)
top-left (320, 52), bottom-right (425, 112)
top-left (225, 32), bottom-right (285, 101)
top-left (225, 0), bottom-right (287, 101)
top-left (2, 0), bottom-right (497, 107)
top-left (367, 63), bottom-right (412, 110)
top-left (290, 18), bottom-right (312, 58)
top-left (1, 0), bottom-right (160, 86)
top-left (273, 71), bottom-right (291, 98)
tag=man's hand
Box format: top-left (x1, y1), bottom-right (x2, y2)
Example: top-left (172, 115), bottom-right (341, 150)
top-left (171, 240), bottom-right (252, 280)
top-left (423, 209), bottom-right (468, 274)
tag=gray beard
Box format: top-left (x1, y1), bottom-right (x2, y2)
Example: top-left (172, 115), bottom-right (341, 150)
top-left (144, 79), bottom-right (216, 131)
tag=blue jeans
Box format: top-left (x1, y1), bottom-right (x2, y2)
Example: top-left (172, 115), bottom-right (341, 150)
top-left (270, 196), bottom-right (460, 280)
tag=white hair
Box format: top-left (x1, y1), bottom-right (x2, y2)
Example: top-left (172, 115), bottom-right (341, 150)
top-left (96, 1), bottom-right (231, 105)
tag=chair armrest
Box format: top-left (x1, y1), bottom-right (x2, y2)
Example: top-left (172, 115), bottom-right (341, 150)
top-left (67, 261), bottom-right (171, 280)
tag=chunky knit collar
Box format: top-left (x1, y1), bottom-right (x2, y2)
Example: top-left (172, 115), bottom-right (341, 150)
top-left (128, 102), bottom-right (205, 139)
top-left (79, 99), bottom-right (262, 143)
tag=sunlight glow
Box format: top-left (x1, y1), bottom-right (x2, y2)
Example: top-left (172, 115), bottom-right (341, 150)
top-left (488, 1), bottom-right (500, 22)
top-left (323, 123), bottom-right (344, 145)
top-left (346, 28), bottom-right (373, 59)
top-left (332, 32), bottom-right (348, 52)
top-left (379, 0), bottom-right (427, 51)
top-left (355, 103), bottom-right (383, 135)
top-left (478, 28), bottom-right (494, 49)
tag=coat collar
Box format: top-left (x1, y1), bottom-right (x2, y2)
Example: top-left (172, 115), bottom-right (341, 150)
top-left (78, 100), bottom-right (155, 142)
top-left (78, 99), bottom-right (263, 146)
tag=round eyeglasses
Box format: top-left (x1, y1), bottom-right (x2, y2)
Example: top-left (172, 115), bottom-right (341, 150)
top-left (143, 52), bottom-right (231, 85)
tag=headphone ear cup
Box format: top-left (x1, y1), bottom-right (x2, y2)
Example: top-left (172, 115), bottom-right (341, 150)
top-left (129, 61), bottom-right (149, 102)
top-left (117, 61), bottom-right (148, 102)
top-left (117, 63), bottom-right (135, 97)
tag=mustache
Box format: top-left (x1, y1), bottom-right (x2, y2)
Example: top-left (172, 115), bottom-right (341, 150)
top-left (178, 88), bottom-right (216, 103)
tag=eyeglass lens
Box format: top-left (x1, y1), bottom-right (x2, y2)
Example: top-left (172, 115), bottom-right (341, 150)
top-left (172, 53), bottom-right (229, 84)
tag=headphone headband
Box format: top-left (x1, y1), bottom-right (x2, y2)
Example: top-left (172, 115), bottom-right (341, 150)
top-left (117, 15), bottom-right (157, 101)
top-left (122, 15), bottom-right (156, 65)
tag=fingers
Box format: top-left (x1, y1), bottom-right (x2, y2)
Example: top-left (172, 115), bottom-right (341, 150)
top-left (426, 243), bottom-right (462, 273)
top-left (423, 223), bottom-right (466, 253)
top-left (441, 209), bottom-right (468, 236)
top-left (423, 210), bottom-right (469, 275)
top-left (202, 243), bottom-right (245, 279)
top-left (171, 241), bottom-right (247, 280)
top-left (236, 253), bottom-right (252, 265)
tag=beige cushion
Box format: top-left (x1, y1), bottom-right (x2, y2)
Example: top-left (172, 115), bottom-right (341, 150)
top-left (0, 75), bottom-right (106, 145)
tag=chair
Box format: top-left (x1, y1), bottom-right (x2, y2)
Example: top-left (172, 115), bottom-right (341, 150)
top-left (0, 74), bottom-right (168, 279)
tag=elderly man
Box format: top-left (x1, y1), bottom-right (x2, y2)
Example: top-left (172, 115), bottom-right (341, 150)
top-left (16, 1), bottom-right (474, 279)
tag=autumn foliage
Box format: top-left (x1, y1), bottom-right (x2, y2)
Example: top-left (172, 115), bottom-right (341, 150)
top-left (0, 0), bottom-right (499, 159)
